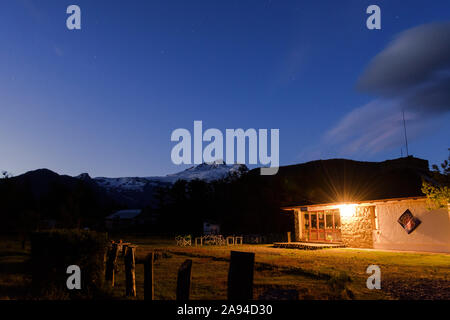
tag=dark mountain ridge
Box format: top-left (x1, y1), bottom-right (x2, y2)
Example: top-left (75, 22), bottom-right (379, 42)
top-left (247, 156), bottom-right (428, 206)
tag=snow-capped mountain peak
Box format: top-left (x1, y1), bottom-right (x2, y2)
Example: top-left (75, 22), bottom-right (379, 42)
top-left (85, 163), bottom-right (248, 193)
top-left (163, 162), bottom-right (247, 183)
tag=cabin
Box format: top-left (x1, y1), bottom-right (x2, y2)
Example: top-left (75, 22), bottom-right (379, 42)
top-left (277, 157), bottom-right (450, 253)
top-left (105, 209), bottom-right (142, 231)
top-left (282, 197), bottom-right (450, 253)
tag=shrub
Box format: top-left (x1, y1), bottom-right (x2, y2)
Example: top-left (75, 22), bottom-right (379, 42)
top-left (31, 229), bottom-right (108, 299)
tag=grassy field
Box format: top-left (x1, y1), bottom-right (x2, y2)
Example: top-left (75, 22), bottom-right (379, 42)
top-left (1, 236), bottom-right (449, 300)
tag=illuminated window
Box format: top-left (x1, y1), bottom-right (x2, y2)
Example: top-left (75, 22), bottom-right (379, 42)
top-left (311, 214), bottom-right (317, 229)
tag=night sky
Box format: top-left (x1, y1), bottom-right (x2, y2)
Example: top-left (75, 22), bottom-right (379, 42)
top-left (1, 0), bottom-right (449, 177)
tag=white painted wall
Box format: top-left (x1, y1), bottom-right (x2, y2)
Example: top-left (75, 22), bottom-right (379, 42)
top-left (373, 199), bottom-right (450, 253)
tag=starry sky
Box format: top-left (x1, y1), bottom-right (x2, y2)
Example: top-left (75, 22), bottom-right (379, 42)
top-left (1, 0), bottom-right (449, 177)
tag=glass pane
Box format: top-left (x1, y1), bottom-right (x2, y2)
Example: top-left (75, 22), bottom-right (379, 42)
top-left (318, 211), bottom-right (324, 229)
top-left (311, 214), bottom-right (317, 229)
top-left (326, 213), bottom-right (333, 229)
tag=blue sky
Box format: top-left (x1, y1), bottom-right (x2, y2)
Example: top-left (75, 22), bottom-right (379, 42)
top-left (1, 0), bottom-right (449, 177)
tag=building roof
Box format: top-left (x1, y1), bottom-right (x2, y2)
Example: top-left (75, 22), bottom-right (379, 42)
top-left (282, 196), bottom-right (428, 210)
top-left (106, 209), bottom-right (142, 220)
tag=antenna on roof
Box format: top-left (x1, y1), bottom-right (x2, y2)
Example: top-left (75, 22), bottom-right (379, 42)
top-left (402, 109), bottom-right (409, 157)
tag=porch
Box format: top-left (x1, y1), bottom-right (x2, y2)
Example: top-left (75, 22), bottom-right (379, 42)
top-left (273, 242), bottom-right (346, 250)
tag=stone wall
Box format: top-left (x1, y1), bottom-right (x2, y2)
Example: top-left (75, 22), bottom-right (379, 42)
top-left (293, 210), bottom-right (301, 242)
top-left (341, 206), bottom-right (374, 248)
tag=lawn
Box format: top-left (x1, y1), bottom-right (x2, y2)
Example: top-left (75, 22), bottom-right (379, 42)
top-left (1, 236), bottom-right (449, 300)
top-left (117, 236), bottom-right (450, 300)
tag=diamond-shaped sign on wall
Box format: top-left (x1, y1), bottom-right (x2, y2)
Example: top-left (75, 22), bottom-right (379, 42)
top-left (398, 209), bottom-right (421, 234)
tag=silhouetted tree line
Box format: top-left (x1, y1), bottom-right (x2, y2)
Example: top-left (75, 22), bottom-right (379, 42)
top-left (146, 170), bottom-right (293, 236)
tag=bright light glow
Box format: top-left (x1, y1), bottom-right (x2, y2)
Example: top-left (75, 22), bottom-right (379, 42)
top-left (338, 204), bottom-right (357, 218)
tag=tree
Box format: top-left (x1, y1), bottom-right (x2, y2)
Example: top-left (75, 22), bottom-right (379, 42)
top-left (422, 150), bottom-right (450, 209)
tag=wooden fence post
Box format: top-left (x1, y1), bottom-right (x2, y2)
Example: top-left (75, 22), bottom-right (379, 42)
top-left (124, 246), bottom-right (136, 297)
top-left (105, 243), bottom-right (119, 287)
top-left (287, 231), bottom-right (291, 243)
top-left (227, 251), bottom-right (255, 300)
top-left (144, 252), bottom-right (154, 300)
top-left (176, 259), bottom-right (192, 300)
